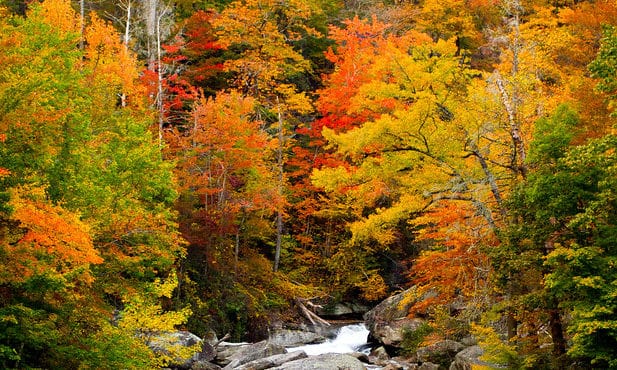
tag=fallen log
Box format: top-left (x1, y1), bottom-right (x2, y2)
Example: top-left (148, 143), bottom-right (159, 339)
top-left (294, 297), bottom-right (330, 326)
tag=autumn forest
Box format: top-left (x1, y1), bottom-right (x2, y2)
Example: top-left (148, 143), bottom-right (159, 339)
top-left (1, 0), bottom-right (617, 368)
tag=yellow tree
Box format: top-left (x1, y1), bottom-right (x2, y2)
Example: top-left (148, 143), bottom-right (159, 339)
top-left (312, 33), bottom-right (493, 302)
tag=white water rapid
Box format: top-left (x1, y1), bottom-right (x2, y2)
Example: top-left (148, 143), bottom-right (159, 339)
top-left (286, 323), bottom-right (370, 356)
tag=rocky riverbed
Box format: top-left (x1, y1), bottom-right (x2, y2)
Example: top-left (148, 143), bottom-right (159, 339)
top-left (153, 287), bottom-right (504, 369)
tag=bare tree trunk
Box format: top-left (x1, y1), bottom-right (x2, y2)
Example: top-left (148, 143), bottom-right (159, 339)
top-left (79, 0), bottom-right (85, 50)
top-left (139, 0), bottom-right (170, 143)
top-left (234, 214), bottom-right (244, 275)
top-left (497, 0), bottom-right (527, 179)
top-left (495, 74), bottom-right (527, 178)
top-left (294, 298), bottom-right (330, 326)
top-left (144, 0), bottom-right (158, 69)
top-left (273, 100), bottom-right (284, 272)
top-left (156, 7), bottom-right (165, 146)
top-left (118, 0), bottom-right (131, 108)
top-left (124, 0), bottom-right (131, 48)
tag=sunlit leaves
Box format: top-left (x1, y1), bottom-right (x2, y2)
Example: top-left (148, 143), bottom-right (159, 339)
top-left (213, 0), bottom-right (320, 115)
top-left (84, 13), bottom-right (142, 108)
top-left (118, 274), bottom-right (196, 367)
top-left (1, 186), bottom-right (102, 287)
top-left (37, 0), bottom-right (79, 34)
top-left (314, 35), bottom-right (477, 248)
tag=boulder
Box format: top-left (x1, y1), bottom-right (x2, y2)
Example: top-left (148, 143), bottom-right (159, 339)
top-left (316, 302), bottom-right (370, 319)
top-left (348, 351), bottom-right (370, 363)
top-left (149, 331), bottom-right (202, 353)
top-left (364, 286), bottom-right (433, 348)
top-left (268, 329), bottom-right (326, 347)
top-left (215, 342), bottom-right (249, 365)
top-left (373, 317), bottom-right (426, 347)
top-left (418, 363), bottom-right (440, 370)
top-left (234, 350), bottom-right (308, 370)
top-left (369, 346), bottom-right (390, 364)
top-left (199, 330), bottom-right (221, 362)
top-left (319, 303), bottom-right (353, 316)
top-left (416, 340), bottom-right (465, 365)
top-left (382, 363), bottom-right (405, 370)
top-left (448, 345), bottom-right (506, 370)
top-left (391, 356), bottom-right (420, 369)
top-left (270, 353), bottom-right (366, 370)
top-left (218, 341), bottom-right (286, 368)
top-left (191, 361), bottom-right (222, 370)
top-left (148, 331), bottom-right (202, 368)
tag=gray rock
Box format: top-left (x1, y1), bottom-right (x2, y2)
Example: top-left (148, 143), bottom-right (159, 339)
top-left (416, 340), bottom-right (465, 364)
top-left (323, 303), bottom-right (354, 316)
top-left (382, 363), bottom-right (405, 370)
top-left (200, 342), bottom-right (217, 362)
top-left (370, 346), bottom-right (390, 362)
top-left (219, 341), bottom-right (286, 369)
top-left (148, 331), bottom-right (202, 368)
top-left (448, 345), bottom-right (506, 370)
top-left (418, 362), bottom-right (439, 370)
top-left (316, 302), bottom-right (370, 318)
top-left (234, 350), bottom-right (308, 370)
top-left (268, 329), bottom-right (326, 347)
top-left (460, 336), bottom-right (477, 347)
top-left (349, 302), bottom-right (370, 315)
top-left (191, 361), bottom-right (222, 370)
top-left (373, 317), bottom-right (426, 347)
top-left (203, 330), bottom-right (219, 345)
top-left (390, 357), bottom-right (419, 369)
top-left (149, 331), bottom-right (202, 353)
top-left (349, 351), bottom-right (370, 363)
top-left (364, 286), bottom-right (435, 348)
top-left (216, 343), bottom-right (250, 365)
top-left (271, 353), bottom-right (366, 370)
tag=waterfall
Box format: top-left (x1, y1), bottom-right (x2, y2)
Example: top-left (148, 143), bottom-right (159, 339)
top-left (286, 323), bottom-right (370, 356)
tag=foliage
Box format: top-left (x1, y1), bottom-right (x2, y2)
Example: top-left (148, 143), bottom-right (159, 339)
top-left (590, 24), bottom-right (617, 113)
top-left (401, 322), bottom-right (435, 355)
top-left (471, 323), bottom-right (521, 368)
top-left (4, 0), bottom-right (617, 366)
top-left (408, 202), bottom-right (493, 318)
top-left (118, 274), bottom-right (196, 368)
top-left (0, 1), bottom-right (184, 367)
top-left (541, 135), bottom-right (617, 368)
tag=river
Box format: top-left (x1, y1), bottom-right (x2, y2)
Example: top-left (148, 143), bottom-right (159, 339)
top-left (286, 323), bottom-right (371, 355)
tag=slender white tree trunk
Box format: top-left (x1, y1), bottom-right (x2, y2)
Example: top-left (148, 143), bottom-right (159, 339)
top-left (79, 0), bottom-right (85, 49)
top-left (124, 0), bottom-right (131, 48)
top-left (157, 11), bottom-right (164, 146)
top-left (273, 100), bottom-right (284, 272)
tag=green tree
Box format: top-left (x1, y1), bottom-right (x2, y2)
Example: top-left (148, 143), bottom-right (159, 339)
top-left (590, 24), bottom-right (617, 115)
top-left (541, 135), bottom-right (617, 368)
top-left (0, 1), bottom-right (185, 367)
top-left (492, 105), bottom-right (579, 368)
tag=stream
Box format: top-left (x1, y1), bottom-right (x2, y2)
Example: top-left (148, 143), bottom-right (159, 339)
top-left (286, 323), bottom-right (371, 355)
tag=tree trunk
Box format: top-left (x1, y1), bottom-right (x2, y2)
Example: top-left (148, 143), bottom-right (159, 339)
top-left (156, 8), bottom-right (164, 146)
top-left (506, 312), bottom-right (518, 340)
top-left (294, 298), bottom-right (330, 326)
top-left (79, 0), bottom-right (85, 50)
top-left (124, 0), bottom-right (131, 48)
top-left (549, 309), bottom-right (566, 359)
top-left (273, 100), bottom-right (284, 272)
top-left (144, 0), bottom-right (158, 69)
